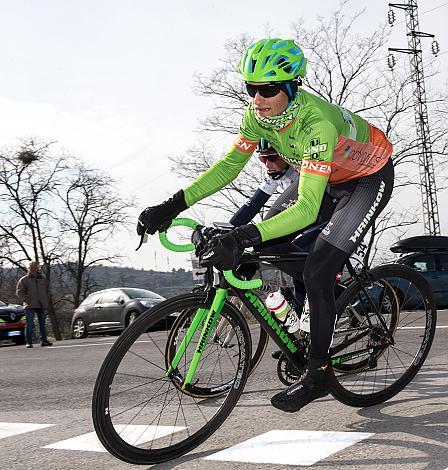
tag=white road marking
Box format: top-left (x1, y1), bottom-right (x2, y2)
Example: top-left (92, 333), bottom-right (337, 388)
top-left (400, 325), bottom-right (448, 329)
top-left (41, 325), bottom-right (448, 349)
top-left (50, 342), bottom-right (116, 349)
top-left (49, 339), bottom-right (154, 349)
top-left (205, 429), bottom-right (374, 466)
top-left (43, 425), bottom-right (186, 452)
top-left (0, 422), bottom-right (54, 439)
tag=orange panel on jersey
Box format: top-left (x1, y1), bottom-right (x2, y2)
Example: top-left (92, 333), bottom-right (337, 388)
top-left (329, 124), bottom-right (393, 183)
top-left (233, 134), bottom-right (259, 154)
top-left (301, 160), bottom-right (332, 177)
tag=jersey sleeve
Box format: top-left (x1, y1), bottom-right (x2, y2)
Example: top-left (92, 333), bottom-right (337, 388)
top-left (255, 121), bottom-right (338, 241)
top-left (183, 110), bottom-right (260, 207)
top-left (229, 189), bottom-right (271, 227)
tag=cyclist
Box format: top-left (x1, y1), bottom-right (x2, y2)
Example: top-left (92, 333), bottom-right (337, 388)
top-left (137, 38), bottom-right (394, 413)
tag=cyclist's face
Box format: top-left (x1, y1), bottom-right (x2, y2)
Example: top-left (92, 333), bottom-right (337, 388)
top-left (259, 154), bottom-right (288, 173)
top-left (248, 82), bottom-right (289, 117)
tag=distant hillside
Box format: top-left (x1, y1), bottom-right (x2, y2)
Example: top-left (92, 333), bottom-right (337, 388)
top-left (87, 265), bottom-right (194, 298)
top-left (0, 265), bottom-right (195, 302)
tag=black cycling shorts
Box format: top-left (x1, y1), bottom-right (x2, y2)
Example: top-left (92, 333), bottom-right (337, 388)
top-left (263, 158), bottom-right (394, 255)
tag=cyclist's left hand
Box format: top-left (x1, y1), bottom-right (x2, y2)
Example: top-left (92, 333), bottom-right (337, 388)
top-left (199, 225), bottom-right (261, 271)
top-left (136, 190), bottom-right (187, 236)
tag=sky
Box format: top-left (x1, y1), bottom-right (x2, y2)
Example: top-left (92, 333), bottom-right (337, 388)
top-left (1, 0), bottom-right (447, 271)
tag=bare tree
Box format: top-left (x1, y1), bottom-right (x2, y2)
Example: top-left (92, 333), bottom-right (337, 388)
top-left (0, 139), bottom-right (68, 339)
top-left (0, 139), bottom-right (134, 338)
top-left (55, 162), bottom-right (134, 307)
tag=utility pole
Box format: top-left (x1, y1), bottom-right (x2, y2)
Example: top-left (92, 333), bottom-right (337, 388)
top-left (388, 0), bottom-right (441, 236)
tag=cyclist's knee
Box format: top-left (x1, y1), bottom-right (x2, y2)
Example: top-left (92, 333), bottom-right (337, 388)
top-left (303, 239), bottom-right (346, 290)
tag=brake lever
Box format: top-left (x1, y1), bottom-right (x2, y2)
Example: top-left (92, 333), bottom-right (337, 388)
top-left (135, 232), bottom-right (148, 251)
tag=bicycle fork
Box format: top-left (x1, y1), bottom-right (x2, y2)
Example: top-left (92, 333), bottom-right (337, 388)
top-left (166, 288), bottom-right (228, 389)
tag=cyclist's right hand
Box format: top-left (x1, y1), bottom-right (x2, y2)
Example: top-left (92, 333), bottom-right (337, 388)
top-left (191, 225), bottom-right (221, 256)
top-left (136, 190), bottom-right (188, 236)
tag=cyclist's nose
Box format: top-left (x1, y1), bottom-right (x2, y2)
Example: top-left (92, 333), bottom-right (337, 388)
top-left (253, 92), bottom-right (265, 105)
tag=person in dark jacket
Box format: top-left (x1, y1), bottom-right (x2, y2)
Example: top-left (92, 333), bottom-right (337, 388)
top-left (16, 261), bottom-right (53, 348)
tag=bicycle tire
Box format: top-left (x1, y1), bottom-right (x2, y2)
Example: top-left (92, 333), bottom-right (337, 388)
top-left (331, 263), bottom-right (436, 407)
top-left (92, 292), bottom-right (251, 465)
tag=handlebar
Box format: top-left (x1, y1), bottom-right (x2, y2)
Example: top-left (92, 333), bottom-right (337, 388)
top-left (158, 218), bottom-right (262, 290)
top-left (158, 218), bottom-right (199, 252)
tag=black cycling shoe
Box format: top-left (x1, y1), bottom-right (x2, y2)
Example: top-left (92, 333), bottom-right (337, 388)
top-left (271, 366), bottom-right (333, 413)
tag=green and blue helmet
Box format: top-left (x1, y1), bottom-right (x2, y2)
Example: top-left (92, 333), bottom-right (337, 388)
top-left (238, 38), bottom-right (307, 82)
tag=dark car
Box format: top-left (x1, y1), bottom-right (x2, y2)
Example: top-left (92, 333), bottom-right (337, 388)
top-left (0, 300), bottom-right (26, 345)
top-left (391, 236), bottom-right (448, 308)
top-left (71, 287), bottom-right (167, 339)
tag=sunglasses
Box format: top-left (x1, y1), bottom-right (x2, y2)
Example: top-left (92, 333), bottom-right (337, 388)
top-left (245, 82), bottom-right (284, 98)
top-left (259, 154), bottom-right (279, 162)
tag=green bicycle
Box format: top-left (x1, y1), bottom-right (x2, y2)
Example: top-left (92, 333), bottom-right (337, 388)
top-left (92, 218), bottom-right (436, 465)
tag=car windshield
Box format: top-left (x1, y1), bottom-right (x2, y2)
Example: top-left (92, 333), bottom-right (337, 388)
top-left (123, 288), bottom-right (163, 300)
top-left (0, 300), bottom-right (6, 307)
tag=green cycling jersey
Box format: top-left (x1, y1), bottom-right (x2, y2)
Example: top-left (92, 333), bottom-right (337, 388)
top-left (183, 88), bottom-right (393, 242)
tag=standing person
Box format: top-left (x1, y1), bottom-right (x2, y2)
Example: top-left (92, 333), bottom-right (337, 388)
top-left (16, 261), bottom-right (53, 348)
top-left (137, 38), bottom-right (393, 413)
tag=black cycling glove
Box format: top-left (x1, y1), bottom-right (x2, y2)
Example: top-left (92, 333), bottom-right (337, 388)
top-left (199, 224), bottom-right (262, 271)
top-left (137, 190), bottom-right (188, 236)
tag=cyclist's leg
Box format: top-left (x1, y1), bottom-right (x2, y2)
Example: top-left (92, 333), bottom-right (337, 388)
top-left (271, 159), bottom-right (394, 412)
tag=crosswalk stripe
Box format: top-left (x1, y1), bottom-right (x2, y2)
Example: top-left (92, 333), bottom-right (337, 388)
top-left (204, 429), bottom-right (374, 466)
top-left (43, 425), bottom-right (185, 452)
top-left (0, 422), bottom-right (54, 440)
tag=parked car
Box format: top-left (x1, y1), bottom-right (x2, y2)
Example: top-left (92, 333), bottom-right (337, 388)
top-left (0, 300), bottom-right (26, 345)
top-left (391, 236), bottom-right (448, 308)
top-left (71, 288), bottom-right (168, 339)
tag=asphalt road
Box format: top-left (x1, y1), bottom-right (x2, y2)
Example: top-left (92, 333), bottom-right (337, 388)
top-left (1, 309), bottom-right (448, 470)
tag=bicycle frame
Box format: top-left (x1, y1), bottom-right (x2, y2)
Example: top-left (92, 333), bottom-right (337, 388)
top-left (160, 218), bottom-right (393, 388)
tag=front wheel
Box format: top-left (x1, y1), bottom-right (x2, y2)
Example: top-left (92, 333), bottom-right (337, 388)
top-left (92, 292), bottom-right (251, 465)
top-left (331, 263), bottom-right (437, 407)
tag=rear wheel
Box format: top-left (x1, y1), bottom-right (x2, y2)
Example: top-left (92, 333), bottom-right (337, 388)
top-left (331, 264), bottom-right (436, 407)
top-left (126, 311), bottom-right (138, 327)
top-left (92, 292), bottom-right (251, 465)
top-left (72, 318), bottom-right (88, 339)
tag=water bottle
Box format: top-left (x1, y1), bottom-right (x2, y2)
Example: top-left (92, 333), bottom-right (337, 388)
top-left (265, 289), bottom-right (300, 333)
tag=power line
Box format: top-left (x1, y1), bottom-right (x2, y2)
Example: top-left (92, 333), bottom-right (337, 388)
top-left (388, 0), bottom-right (441, 236)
